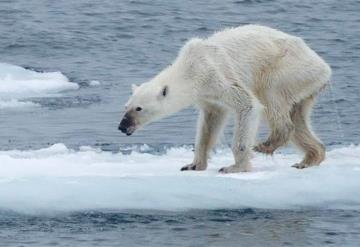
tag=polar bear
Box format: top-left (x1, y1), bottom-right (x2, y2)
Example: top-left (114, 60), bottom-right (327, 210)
top-left (118, 25), bottom-right (331, 173)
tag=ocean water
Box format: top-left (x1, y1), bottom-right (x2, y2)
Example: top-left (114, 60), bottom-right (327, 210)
top-left (0, 0), bottom-right (359, 246)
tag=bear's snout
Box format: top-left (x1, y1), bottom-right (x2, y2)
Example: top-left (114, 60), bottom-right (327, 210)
top-left (118, 114), bottom-right (136, 136)
top-left (118, 124), bottom-right (128, 134)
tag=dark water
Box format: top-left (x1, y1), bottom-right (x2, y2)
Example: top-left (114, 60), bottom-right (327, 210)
top-left (0, 0), bottom-right (360, 246)
top-left (1, 209), bottom-right (360, 247)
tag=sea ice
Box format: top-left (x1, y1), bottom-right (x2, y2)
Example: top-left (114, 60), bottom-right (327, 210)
top-left (0, 144), bottom-right (359, 213)
top-left (0, 63), bottom-right (78, 109)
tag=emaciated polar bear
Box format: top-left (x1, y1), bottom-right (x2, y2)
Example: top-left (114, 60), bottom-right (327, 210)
top-left (118, 25), bottom-right (331, 173)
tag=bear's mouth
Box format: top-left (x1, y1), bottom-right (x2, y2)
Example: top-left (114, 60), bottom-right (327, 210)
top-left (118, 124), bottom-right (136, 136)
top-left (125, 126), bottom-right (136, 136)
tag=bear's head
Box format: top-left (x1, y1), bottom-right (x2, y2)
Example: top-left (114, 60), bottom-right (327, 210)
top-left (118, 68), bottom-right (193, 136)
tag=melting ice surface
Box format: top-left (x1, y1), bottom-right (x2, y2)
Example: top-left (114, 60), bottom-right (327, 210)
top-left (0, 63), bottom-right (79, 108)
top-left (0, 144), bottom-right (359, 214)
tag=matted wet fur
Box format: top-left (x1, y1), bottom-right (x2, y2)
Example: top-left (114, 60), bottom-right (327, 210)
top-left (119, 25), bottom-right (331, 173)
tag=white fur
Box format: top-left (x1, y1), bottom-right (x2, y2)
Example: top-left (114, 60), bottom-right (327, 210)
top-left (123, 25), bottom-right (331, 173)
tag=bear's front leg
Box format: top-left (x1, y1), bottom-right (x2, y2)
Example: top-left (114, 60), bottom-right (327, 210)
top-left (218, 86), bottom-right (261, 173)
top-left (181, 103), bottom-right (227, 171)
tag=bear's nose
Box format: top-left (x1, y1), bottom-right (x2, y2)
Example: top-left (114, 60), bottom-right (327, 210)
top-left (118, 115), bottom-right (134, 134)
top-left (118, 124), bottom-right (127, 133)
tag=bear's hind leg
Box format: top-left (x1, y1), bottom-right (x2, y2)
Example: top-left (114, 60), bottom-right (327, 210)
top-left (290, 95), bottom-right (325, 169)
top-left (181, 103), bottom-right (227, 171)
top-left (254, 100), bottom-right (294, 155)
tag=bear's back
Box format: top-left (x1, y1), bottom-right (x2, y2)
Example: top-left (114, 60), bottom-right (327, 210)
top-left (206, 25), bottom-right (293, 46)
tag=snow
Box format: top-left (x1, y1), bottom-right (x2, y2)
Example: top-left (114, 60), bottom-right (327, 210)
top-left (0, 99), bottom-right (40, 109)
top-left (0, 144), bottom-right (359, 213)
top-left (0, 63), bottom-right (78, 109)
top-left (89, 80), bottom-right (101, 86)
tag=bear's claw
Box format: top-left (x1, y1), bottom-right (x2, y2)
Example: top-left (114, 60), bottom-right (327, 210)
top-left (180, 163), bottom-right (206, 171)
top-left (180, 164), bottom-right (196, 171)
top-left (219, 164), bottom-right (250, 173)
top-left (292, 163), bottom-right (318, 169)
top-left (218, 167), bottom-right (227, 173)
top-left (292, 163), bottom-right (309, 169)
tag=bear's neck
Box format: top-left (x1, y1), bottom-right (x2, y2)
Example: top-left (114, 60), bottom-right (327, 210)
top-left (156, 64), bottom-right (196, 109)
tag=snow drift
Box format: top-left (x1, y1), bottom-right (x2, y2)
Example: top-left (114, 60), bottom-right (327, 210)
top-left (0, 144), bottom-right (359, 213)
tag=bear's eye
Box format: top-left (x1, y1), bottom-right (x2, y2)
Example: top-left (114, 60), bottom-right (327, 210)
top-left (136, 107), bottom-right (142, 112)
top-left (162, 86), bottom-right (168, 97)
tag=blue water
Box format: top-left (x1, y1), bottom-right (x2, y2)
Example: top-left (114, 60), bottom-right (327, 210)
top-left (1, 209), bottom-right (359, 247)
top-left (0, 0), bottom-right (359, 151)
top-left (0, 0), bottom-right (360, 246)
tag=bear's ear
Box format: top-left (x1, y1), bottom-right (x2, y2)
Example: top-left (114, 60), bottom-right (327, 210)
top-left (131, 84), bottom-right (138, 93)
top-left (157, 86), bottom-right (168, 100)
top-left (161, 86), bottom-right (168, 97)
